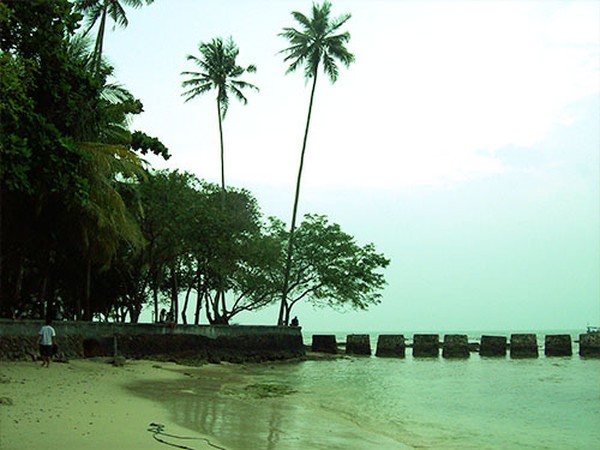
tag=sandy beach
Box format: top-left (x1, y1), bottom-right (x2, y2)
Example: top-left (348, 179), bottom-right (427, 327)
top-left (0, 356), bottom-right (412, 450)
top-left (0, 358), bottom-right (227, 450)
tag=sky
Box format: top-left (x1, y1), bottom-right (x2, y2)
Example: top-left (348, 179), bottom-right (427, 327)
top-left (101, 0), bottom-right (599, 332)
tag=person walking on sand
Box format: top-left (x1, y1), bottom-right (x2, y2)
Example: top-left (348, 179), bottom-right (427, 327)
top-left (38, 319), bottom-right (56, 368)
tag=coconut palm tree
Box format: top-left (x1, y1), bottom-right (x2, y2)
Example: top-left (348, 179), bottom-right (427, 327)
top-left (181, 37), bottom-right (258, 193)
top-left (74, 0), bottom-right (154, 73)
top-left (277, 1), bottom-right (355, 325)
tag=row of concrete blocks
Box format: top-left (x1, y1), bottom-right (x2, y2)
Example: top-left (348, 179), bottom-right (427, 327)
top-left (311, 333), bottom-right (600, 358)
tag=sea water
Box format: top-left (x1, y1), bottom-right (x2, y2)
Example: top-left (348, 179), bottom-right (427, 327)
top-left (130, 330), bottom-right (600, 450)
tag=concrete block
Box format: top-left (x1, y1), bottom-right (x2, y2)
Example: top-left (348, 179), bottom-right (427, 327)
top-left (346, 334), bottom-right (371, 355)
top-left (375, 335), bottom-right (406, 358)
top-left (480, 335), bottom-right (507, 357)
top-left (413, 334), bottom-right (439, 357)
top-left (579, 333), bottom-right (600, 357)
top-left (311, 335), bottom-right (337, 354)
top-left (442, 334), bottom-right (470, 358)
top-left (510, 334), bottom-right (538, 358)
top-left (544, 334), bottom-right (572, 357)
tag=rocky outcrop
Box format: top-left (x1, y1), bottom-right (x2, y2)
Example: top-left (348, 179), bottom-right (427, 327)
top-left (0, 334), bottom-right (84, 361)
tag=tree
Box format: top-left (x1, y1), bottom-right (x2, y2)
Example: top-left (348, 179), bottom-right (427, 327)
top-left (0, 0), bottom-right (166, 320)
top-left (181, 37), bottom-right (258, 193)
top-left (269, 215), bottom-right (389, 325)
top-left (277, 1), bottom-right (355, 324)
top-left (74, 0), bottom-right (154, 73)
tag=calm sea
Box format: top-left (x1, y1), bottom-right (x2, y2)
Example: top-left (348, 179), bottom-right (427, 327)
top-left (131, 329), bottom-right (600, 450)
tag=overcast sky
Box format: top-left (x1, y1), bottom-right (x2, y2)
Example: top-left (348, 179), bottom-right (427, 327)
top-left (102, 0), bottom-right (599, 332)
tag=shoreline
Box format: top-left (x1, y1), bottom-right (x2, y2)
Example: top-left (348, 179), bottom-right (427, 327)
top-left (0, 358), bottom-right (227, 450)
top-left (0, 356), bottom-right (413, 450)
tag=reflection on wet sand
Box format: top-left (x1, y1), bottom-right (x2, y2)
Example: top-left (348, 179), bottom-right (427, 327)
top-left (127, 364), bottom-right (409, 450)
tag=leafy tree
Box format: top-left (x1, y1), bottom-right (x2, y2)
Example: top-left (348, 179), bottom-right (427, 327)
top-left (0, 0), bottom-right (165, 320)
top-left (278, 1), bottom-right (355, 324)
top-left (181, 37), bottom-right (258, 192)
top-left (1, 0), bottom-right (97, 317)
top-left (269, 215), bottom-right (389, 325)
top-left (74, 0), bottom-right (154, 73)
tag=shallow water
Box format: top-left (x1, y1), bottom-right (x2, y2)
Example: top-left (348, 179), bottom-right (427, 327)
top-left (130, 346), bottom-right (600, 450)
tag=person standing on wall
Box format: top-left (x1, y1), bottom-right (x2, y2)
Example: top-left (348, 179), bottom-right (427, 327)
top-left (38, 319), bottom-right (56, 368)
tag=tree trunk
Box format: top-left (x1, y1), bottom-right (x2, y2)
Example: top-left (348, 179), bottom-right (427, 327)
top-left (194, 268), bottom-right (203, 325)
top-left (181, 284), bottom-right (192, 325)
top-left (152, 270), bottom-right (159, 322)
top-left (217, 94), bottom-right (226, 193)
top-left (93, 1), bottom-right (107, 73)
top-left (85, 255), bottom-right (92, 320)
top-left (170, 266), bottom-right (179, 324)
top-left (279, 70), bottom-right (319, 326)
top-left (204, 291), bottom-right (214, 324)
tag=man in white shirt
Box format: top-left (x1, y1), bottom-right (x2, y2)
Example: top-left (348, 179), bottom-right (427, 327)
top-left (38, 319), bottom-right (56, 368)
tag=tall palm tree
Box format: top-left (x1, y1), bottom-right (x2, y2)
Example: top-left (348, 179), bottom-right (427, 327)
top-left (74, 0), bottom-right (154, 73)
top-left (181, 37), bottom-right (259, 193)
top-left (277, 1), bottom-right (354, 325)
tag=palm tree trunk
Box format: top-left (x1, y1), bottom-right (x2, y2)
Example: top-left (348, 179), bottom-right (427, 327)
top-left (278, 70), bottom-right (319, 326)
top-left (217, 95), bottom-right (226, 193)
top-left (93, 1), bottom-right (108, 74)
top-left (216, 95), bottom-right (228, 309)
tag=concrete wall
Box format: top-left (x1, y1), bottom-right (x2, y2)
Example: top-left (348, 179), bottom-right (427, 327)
top-left (0, 319), bottom-right (304, 362)
top-left (0, 319), bottom-right (300, 339)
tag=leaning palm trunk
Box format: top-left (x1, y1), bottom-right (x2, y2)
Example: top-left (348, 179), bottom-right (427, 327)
top-left (278, 70), bottom-right (319, 326)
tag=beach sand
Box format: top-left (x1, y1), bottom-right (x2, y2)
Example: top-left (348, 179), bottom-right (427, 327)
top-left (0, 358), bottom-right (227, 450)
top-left (1, 357), bottom-right (416, 449)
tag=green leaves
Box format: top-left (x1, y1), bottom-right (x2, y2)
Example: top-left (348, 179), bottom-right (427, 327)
top-left (279, 0), bottom-right (355, 83)
top-left (181, 36), bottom-right (259, 119)
top-left (268, 214), bottom-right (390, 314)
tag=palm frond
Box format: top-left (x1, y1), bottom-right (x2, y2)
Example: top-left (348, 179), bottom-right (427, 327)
top-left (279, 1), bottom-right (354, 83)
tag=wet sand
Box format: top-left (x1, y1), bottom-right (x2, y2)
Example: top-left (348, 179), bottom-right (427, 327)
top-left (0, 359), bottom-right (227, 450)
top-left (0, 358), bottom-right (412, 450)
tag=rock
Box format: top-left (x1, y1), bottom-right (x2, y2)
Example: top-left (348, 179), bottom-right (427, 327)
top-left (0, 397), bottom-right (14, 406)
top-left (544, 335), bottom-right (572, 357)
top-left (510, 334), bottom-right (538, 358)
top-left (579, 333), bottom-right (600, 357)
top-left (480, 335), bottom-right (507, 357)
top-left (413, 334), bottom-right (439, 357)
top-left (346, 334), bottom-right (371, 355)
top-left (311, 335), bottom-right (337, 354)
top-left (112, 356), bottom-right (126, 367)
top-left (442, 334), bottom-right (469, 358)
top-left (375, 335), bottom-right (406, 358)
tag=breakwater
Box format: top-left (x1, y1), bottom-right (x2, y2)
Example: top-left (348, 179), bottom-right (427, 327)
top-left (0, 319), bottom-right (304, 362)
top-left (310, 332), bottom-right (600, 358)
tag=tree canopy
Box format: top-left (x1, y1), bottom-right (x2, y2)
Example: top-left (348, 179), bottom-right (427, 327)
top-left (1, 0), bottom-right (388, 326)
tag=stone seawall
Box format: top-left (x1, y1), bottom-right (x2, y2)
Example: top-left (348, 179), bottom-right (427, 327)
top-left (0, 319), bottom-right (304, 363)
top-left (307, 332), bottom-right (599, 359)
